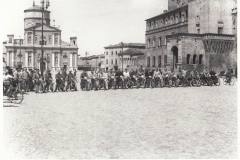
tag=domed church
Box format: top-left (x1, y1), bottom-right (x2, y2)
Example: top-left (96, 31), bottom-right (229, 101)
top-left (3, 1), bottom-right (78, 71)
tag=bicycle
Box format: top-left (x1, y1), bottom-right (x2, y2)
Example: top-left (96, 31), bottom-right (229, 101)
top-left (223, 76), bottom-right (235, 85)
top-left (3, 79), bottom-right (24, 104)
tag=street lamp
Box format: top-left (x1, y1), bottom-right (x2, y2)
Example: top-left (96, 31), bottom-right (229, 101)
top-left (120, 42), bottom-right (124, 72)
top-left (40, 0), bottom-right (50, 77)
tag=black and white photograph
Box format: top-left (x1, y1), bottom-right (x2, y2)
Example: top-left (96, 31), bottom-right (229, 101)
top-left (1, 0), bottom-right (239, 159)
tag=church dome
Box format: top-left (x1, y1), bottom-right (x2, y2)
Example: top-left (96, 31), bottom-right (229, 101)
top-left (24, 3), bottom-right (51, 29)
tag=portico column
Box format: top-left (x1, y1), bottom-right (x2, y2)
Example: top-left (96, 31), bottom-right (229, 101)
top-left (52, 52), bottom-right (55, 68)
top-left (58, 53), bottom-right (60, 68)
top-left (74, 53), bottom-right (77, 69)
top-left (6, 52), bottom-right (10, 66)
top-left (52, 35), bottom-right (54, 45)
top-left (31, 52), bottom-right (34, 68)
top-left (11, 52), bottom-right (15, 68)
top-left (25, 52), bottom-right (28, 68)
top-left (70, 53), bottom-right (73, 68)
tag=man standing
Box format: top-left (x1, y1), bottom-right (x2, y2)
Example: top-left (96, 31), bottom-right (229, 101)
top-left (66, 70), bottom-right (77, 91)
top-left (43, 70), bottom-right (53, 93)
top-left (33, 69), bottom-right (41, 93)
top-left (54, 70), bottom-right (63, 92)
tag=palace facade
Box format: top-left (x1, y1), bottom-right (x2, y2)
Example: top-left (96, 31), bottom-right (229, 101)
top-left (78, 54), bottom-right (105, 70)
top-left (3, 2), bottom-right (78, 71)
top-left (145, 0), bottom-right (237, 72)
top-left (104, 43), bottom-right (145, 71)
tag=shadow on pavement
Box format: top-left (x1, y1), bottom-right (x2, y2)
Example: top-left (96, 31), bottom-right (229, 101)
top-left (3, 103), bottom-right (21, 108)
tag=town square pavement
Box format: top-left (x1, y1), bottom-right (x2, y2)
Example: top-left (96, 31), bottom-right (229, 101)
top-left (3, 84), bottom-right (238, 159)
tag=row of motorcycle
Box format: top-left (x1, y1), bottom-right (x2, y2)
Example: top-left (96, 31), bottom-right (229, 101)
top-left (80, 74), bottom-right (221, 91)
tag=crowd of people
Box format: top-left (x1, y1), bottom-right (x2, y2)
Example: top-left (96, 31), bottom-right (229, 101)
top-left (80, 66), bottom-right (235, 91)
top-left (3, 67), bottom-right (78, 95)
top-left (3, 66), bottom-right (235, 95)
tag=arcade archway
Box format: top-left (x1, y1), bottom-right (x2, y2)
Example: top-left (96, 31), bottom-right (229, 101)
top-left (171, 46), bottom-right (178, 70)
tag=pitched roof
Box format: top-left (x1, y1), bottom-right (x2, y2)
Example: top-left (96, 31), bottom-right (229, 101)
top-left (25, 24), bottom-right (61, 32)
top-left (118, 48), bottom-right (145, 56)
top-left (104, 42), bottom-right (145, 49)
top-left (80, 54), bottom-right (105, 60)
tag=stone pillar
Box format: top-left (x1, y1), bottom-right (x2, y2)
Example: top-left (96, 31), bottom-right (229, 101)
top-left (70, 53), bottom-right (73, 68)
top-left (11, 52), bottom-right (15, 67)
top-left (31, 52), bottom-right (34, 68)
top-left (74, 53), bottom-right (77, 69)
top-left (52, 52), bottom-right (55, 68)
top-left (178, 40), bottom-right (182, 65)
top-left (58, 53), bottom-right (60, 68)
top-left (25, 52), bottom-right (28, 68)
top-left (6, 52), bottom-right (10, 66)
top-left (52, 35), bottom-right (54, 45)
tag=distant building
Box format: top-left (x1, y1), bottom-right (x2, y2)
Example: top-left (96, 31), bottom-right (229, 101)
top-left (78, 54), bottom-right (105, 70)
top-left (3, 2), bottom-right (78, 71)
top-left (145, 0), bottom-right (237, 72)
top-left (104, 43), bottom-right (145, 71)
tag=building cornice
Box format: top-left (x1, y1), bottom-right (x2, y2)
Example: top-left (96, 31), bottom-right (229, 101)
top-left (145, 5), bottom-right (188, 22)
top-left (166, 33), bottom-right (235, 40)
top-left (4, 45), bottom-right (78, 51)
top-left (146, 21), bottom-right (188, 36)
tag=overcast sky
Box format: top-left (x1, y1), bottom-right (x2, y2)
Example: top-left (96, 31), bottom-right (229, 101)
top-left (0, 0), bottom-right (167, 56)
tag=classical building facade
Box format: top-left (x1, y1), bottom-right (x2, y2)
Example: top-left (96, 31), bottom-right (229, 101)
top-left (145, 0), bottom-right (237, 72)
top-left (3, 2), bottom-right (78, 71)
top-left (104, 43), bottom-right (145, 71)
top-left (78, 54), bottom-right (105, 70)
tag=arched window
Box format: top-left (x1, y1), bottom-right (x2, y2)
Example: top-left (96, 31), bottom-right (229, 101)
top-left (187, 54), bottom-right (191, 64)
top-left (193, 55), bottom-right (197, 64)
top-left (199, 54), bottom-right (203, 65)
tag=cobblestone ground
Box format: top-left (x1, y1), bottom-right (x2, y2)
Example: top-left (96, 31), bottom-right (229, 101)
top-left (3, 84), bottom-right (238, 159)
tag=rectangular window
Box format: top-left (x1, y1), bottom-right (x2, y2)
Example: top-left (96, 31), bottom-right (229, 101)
top-left (54, 53), bottom-right (58, 67)
top-left (40, 36), bottom-right (47, 45)
top-left (218, 27), bottom-right (223, 34)
top-left (197, 28), bottom-right (200, 34)
top-left (164, 55), bottom-right (167, 65)
top-left (34, 35), bottom-right (37, 43)
top-left (106, 52), bottom-right (108, 55)
top-left (49, 35), bottom-right (52, 45)
top-left (152, 56), bottom-right (156, 67)
top-left (147, 57), bottom-right (150, 67)
top-left (27, 32), bottom-right (32, 44)
top-left (158, 37), bottom-right (162, 47)
top-left (54, 33), bottom-right (58, 45)
top-left (148, 39), bottom-right (151, 48)
top-left (115, 59), bottom-right (117, 65)
top-left (28, 52), bottom-right (32, 66)
top-left (158, 56), bottom-right (162, 67)
top-left (111, 59), bottom-right (113, 64)
top-left (9, 38), bottom-right (12, 43)
top-left (106, 59), bottom-right (108, 65)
